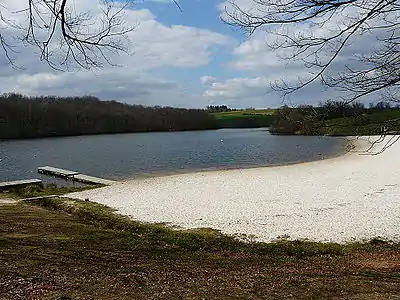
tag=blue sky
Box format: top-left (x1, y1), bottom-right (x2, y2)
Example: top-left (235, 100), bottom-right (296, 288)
top-left (134, 0), bottom-right (246, 93)
top-left (0, 0), bottom-right (374, 108)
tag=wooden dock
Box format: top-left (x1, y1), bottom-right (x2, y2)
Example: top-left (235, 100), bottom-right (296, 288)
top-left (73, 174), bottom-right (117, 185)
top-left (38, 166), bottom-right (79, 179)
top-left (0, 179), bottom-right (43, 191)
top-left (37, 166), bottom-right (117, 185)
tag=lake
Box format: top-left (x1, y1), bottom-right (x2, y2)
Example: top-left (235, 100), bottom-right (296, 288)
top-left (0, 128), bottom-right (346, 183)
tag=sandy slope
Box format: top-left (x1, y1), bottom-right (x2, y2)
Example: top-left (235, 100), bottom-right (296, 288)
top-left (68, 136), bottom-right (400, 243)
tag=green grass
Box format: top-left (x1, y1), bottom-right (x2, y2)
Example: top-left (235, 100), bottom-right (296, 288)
top-left (1, 188), bottom-right (400, 299)
top-left (212, 109), bottom-right (276, 119)
top-left (212, 109), bottom-right (276, 128)
top-left (320, 110), bottom-right (400, 136)
top-left (8, 183), bottom-right (103, 199)
top-left (23, 197), bottom-right (347, 256)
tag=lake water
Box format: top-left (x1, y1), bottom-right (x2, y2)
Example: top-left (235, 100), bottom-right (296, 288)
top-left (0, 128), bottom-right (346, 184)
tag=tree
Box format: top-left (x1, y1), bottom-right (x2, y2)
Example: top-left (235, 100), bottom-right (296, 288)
top-left (223, 0), bottom-right (400, 104)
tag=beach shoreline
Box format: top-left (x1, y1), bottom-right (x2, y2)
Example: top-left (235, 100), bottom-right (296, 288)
top-left (120, 136), bottom-right (349, 182)
top-left (68, 135), bottom-right (399, 244)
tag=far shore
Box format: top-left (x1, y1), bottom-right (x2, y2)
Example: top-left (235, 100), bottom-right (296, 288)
top-left (68, 135), bottom-right (399, 244)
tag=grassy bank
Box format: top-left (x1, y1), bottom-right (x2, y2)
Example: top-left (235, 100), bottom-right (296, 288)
top-left (270, 105), bottom-right (400, 136)
top-left (320, 109), bottom-right (400, 136)
top-left (5, 184), bottom-right (103, 199)
top-left (1, 192), bottom-right (400, 299)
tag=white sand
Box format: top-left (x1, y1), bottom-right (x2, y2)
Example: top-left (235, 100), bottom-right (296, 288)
top-left (67, 136), bottom-right (400, 243)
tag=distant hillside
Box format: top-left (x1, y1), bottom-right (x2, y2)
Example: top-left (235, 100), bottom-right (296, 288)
top-left (0, 94), bottom-right (218, 139)
top-left (212, 109), bottom-right (276, 128)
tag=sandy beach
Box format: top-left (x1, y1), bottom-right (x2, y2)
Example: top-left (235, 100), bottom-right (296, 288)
top-left (68, 136), bottom-right (400, 243)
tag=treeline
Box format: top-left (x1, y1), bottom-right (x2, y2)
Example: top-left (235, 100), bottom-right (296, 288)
top-left (206, 105), bottom-right (235, 113)
top-left (270, 100), bottom-right (400, 136)
top-left (206, 105), bottom-right (263, 113)
top-left (0, 94), bottom-right (218, 139)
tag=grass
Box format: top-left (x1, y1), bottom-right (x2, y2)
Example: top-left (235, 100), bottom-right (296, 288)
top-left (294, 109), bottom-right (400, 136)
top-left (22, 197), bottom-right (347, 256)
top-left (212, 109), bottom-right (276, 119)
top-left (320, 109), bottom-right (400, 136)
top-left (1, 191), bottom-right (400, 299)
top-left (7, 183), bottom-right (103, 199)
top-left (212, 109), bottom-right (276, 128)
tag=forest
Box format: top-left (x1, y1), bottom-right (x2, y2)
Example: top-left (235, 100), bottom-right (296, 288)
top-left (0, 94), bottom-right (218, 139)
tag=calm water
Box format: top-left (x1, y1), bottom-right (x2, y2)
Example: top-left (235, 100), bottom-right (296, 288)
top-left (0, 129), bottom-right (345, 183)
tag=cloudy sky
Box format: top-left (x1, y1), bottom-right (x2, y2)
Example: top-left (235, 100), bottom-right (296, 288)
top-left (0, 0), bottom-right (370, 108)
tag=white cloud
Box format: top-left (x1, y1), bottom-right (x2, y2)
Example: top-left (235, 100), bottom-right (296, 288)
top-left (1, 69), bottom-right (206, 107)
top-left (203, 77), bottom-right (275, 108)
top-left (204, 77), bottom-right (269, 98)
top-left (127, 22), bottom-right (232, 69)
top-left (219, 0), bottom-right (267, 21)
top-left (202, 76), bottom-right (342, 108)
top-left (229, 35), bottom-right (287, 71)
top-left (200, 76), bottom-right (217, 85)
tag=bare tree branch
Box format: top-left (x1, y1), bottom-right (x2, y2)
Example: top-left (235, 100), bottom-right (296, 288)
top-left (223, 0), bottom-right (400, 104)
top-left (0, 0), bottom-right (136, 70)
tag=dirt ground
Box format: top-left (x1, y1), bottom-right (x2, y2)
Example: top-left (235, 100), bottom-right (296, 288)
top-left (1, 202), bottom-right (400, 300)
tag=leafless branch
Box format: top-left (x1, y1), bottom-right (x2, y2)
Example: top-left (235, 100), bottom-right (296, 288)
top-left (223, 0), bottom-right (400, 104)
top-left (0, 0), bottom-right (136, 70)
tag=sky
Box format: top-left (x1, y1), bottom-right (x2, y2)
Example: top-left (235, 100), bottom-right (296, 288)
top-left (0, 0), bottom-right (378, 108)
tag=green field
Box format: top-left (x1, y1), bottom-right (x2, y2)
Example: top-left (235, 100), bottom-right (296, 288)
top-left (213, 109), bottom-right (276, 128)
top-left (212, 109), bottom-right (276, 118)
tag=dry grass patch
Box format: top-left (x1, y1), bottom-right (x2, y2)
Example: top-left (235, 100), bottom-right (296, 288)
top-left (1, 198), bottom-right (400, 299)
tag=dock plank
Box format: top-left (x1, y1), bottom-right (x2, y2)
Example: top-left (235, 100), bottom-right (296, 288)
top-left (38, 166), bottom-right (79, 176)
top-left (74, 174), bottom-right (117, 185)
top-left (0, 179), bottom-right (42, 190)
